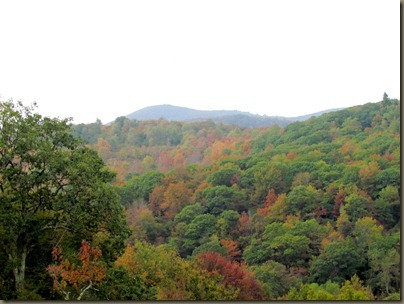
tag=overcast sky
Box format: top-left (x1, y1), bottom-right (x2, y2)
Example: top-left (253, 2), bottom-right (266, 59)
top-left (0, 0), bottom-right (400, 124)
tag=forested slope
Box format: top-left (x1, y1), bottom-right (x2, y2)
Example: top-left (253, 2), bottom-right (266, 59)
top-left (0, 98), bottom-right (400, 300)
top-left (111, 98), bottom-right (401, 300)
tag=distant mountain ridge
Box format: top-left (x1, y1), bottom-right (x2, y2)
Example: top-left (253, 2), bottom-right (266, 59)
top-left (124, 104), bottom-right (344, 127)
top-left (126, 105), bottom-right (255, 120)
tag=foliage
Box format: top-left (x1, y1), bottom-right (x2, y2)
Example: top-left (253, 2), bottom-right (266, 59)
top-left (309, 238), bottom-right (363, 284)
top-left (94, 266), bottom-right (156, 300)
top-left (198, 185), bottom-right (246, 215)
top-left (47, 241), bottom-right (106, 300)
top-left (1, 98), bottom-right (400, 300)
top-left (196, 252), bottom-right (264, 300)
top-left (286, 276), bottom-right (374, 300)
top-left (115, 241), bottom-right (236, 300)
top-left (0, 101), bottom-right (129, 298)
top-left (251, 260), bottom-right (296, 299)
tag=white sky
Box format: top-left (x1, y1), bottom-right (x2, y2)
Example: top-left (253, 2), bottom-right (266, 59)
top-left (0, 0), bottom-right (400, 124)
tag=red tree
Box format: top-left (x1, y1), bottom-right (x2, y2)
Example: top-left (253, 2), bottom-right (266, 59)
top-left (196, 252), bottom-right (263, 300)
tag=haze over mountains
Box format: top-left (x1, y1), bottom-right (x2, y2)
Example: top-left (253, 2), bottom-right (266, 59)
top-left (123, 104), bottom-right (344, 128)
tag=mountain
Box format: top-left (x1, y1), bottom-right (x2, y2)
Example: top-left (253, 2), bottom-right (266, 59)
top-left (124, 104), bottom-right (343, 127)
top-left (125, 104), bottom-right (247, 121)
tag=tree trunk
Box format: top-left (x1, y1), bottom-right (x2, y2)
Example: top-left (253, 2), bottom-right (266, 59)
top-left (11, 244), bottom-right (28, 298)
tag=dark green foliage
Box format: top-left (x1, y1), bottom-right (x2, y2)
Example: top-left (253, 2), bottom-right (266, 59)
top-left (198, 185), bottom-right (246, 215)
top-left (72, 120), bottom-right (102, 144)
top-left (251, 260), bottom-right (295, 299)
top-left (344, 193), bottom-right (374, 223)
top-left (94, 266), bottom-right (157, 300)
top-left (375, 186), bottom-right (400, 229)
top-left (174, 203), bottom-right (207, 225)
top-left (216, 210), bottom-right (240, 239)
top-left (0, 101), bottom-right (129, 298)
top-left (285, 185), bottom-right (326, 219)
top-left (207, 165), bottom-right (241, 187)
top-left (182, 214), bottom-right (217, 255)
top-left (192, 236), bottom-right (227, 257)
top-left (251, 125), bottom-right (283, 152)
top-left (244, 219), bottom-right (329, 269)
top-left (309, 239), bottom-right (363, 284)
top-left (375, 168), bottom-right (400, 192)
top-left (117, 170), bottom-right (164, 206)
top-left (367, 234), bottom-right (400, 295)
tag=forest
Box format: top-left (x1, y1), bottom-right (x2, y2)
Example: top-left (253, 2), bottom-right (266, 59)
top-left (0, 96), bottom-right (400, 300)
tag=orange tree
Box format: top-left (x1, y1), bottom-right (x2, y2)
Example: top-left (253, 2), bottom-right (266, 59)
top-left (47, 241), bottom-right (106, 300)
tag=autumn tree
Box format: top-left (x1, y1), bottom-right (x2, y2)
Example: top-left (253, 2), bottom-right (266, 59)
top-left (0, 101), bottom-right (129, 297)
top-left (160, 182), bottom-right (193, 219)
top-left (196, 251), bottom-right (264, 300)
top-left (115, 241), bottom-right (236, 300)
top-left (47, 241), bottom-right (106, 300)
top-left (337, 275), bottom-right (374, 300)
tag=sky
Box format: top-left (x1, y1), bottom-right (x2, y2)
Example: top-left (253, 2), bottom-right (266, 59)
top-left (0, 0), bottom-right (400, 124)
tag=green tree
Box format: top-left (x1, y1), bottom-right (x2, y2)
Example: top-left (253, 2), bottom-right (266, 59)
top-left (375, 168), bottom-right (400, 192)
top-left (345, 193), bottom-right (374, 223)
top-left (285, 185), bottom-right (325, 220)
top-left (198, 185), bottom-right (245, 215)
top-left (352, 217), bottom-right (383, 255)
top-left (183, 214), bottom-right (217, 255)
top-left (173, 203), bottom-right (206, 225)
top-left (367, 232), bottom-right (400, 295)
top-left (216, 210), bottom-right (240, 239)
top-left (117, 170), bottom-right (163, 206)
top-left (309, 238), bottom-right (363, 284)
top-left (250, 260), bottom-right (295, 299)
top-left (336, 205), bottom-right (353, 236)
top-left (0, 101), bottom-right (129, 297)
top-left (192, 235), bottom-right (227, 257)
top-left (375, 185), bottom-right (400, 229)
top-left (207, 165), bottom-right (241, 187)
top-left (244, 220), bottom-right (322, 269)
top-left (286, 282), bottom-right (337, 300)
top-left (94, 266), bottom-right (157, 300)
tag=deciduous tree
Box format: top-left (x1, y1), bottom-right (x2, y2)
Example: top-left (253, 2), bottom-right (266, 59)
top-left (47, 241), bottom-right (106, 300)
top-left (0, 101), bottom-right (128, 297)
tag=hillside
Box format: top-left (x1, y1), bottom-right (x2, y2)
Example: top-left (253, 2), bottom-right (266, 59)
top-left (111, 98), bottom-right (400, 299)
